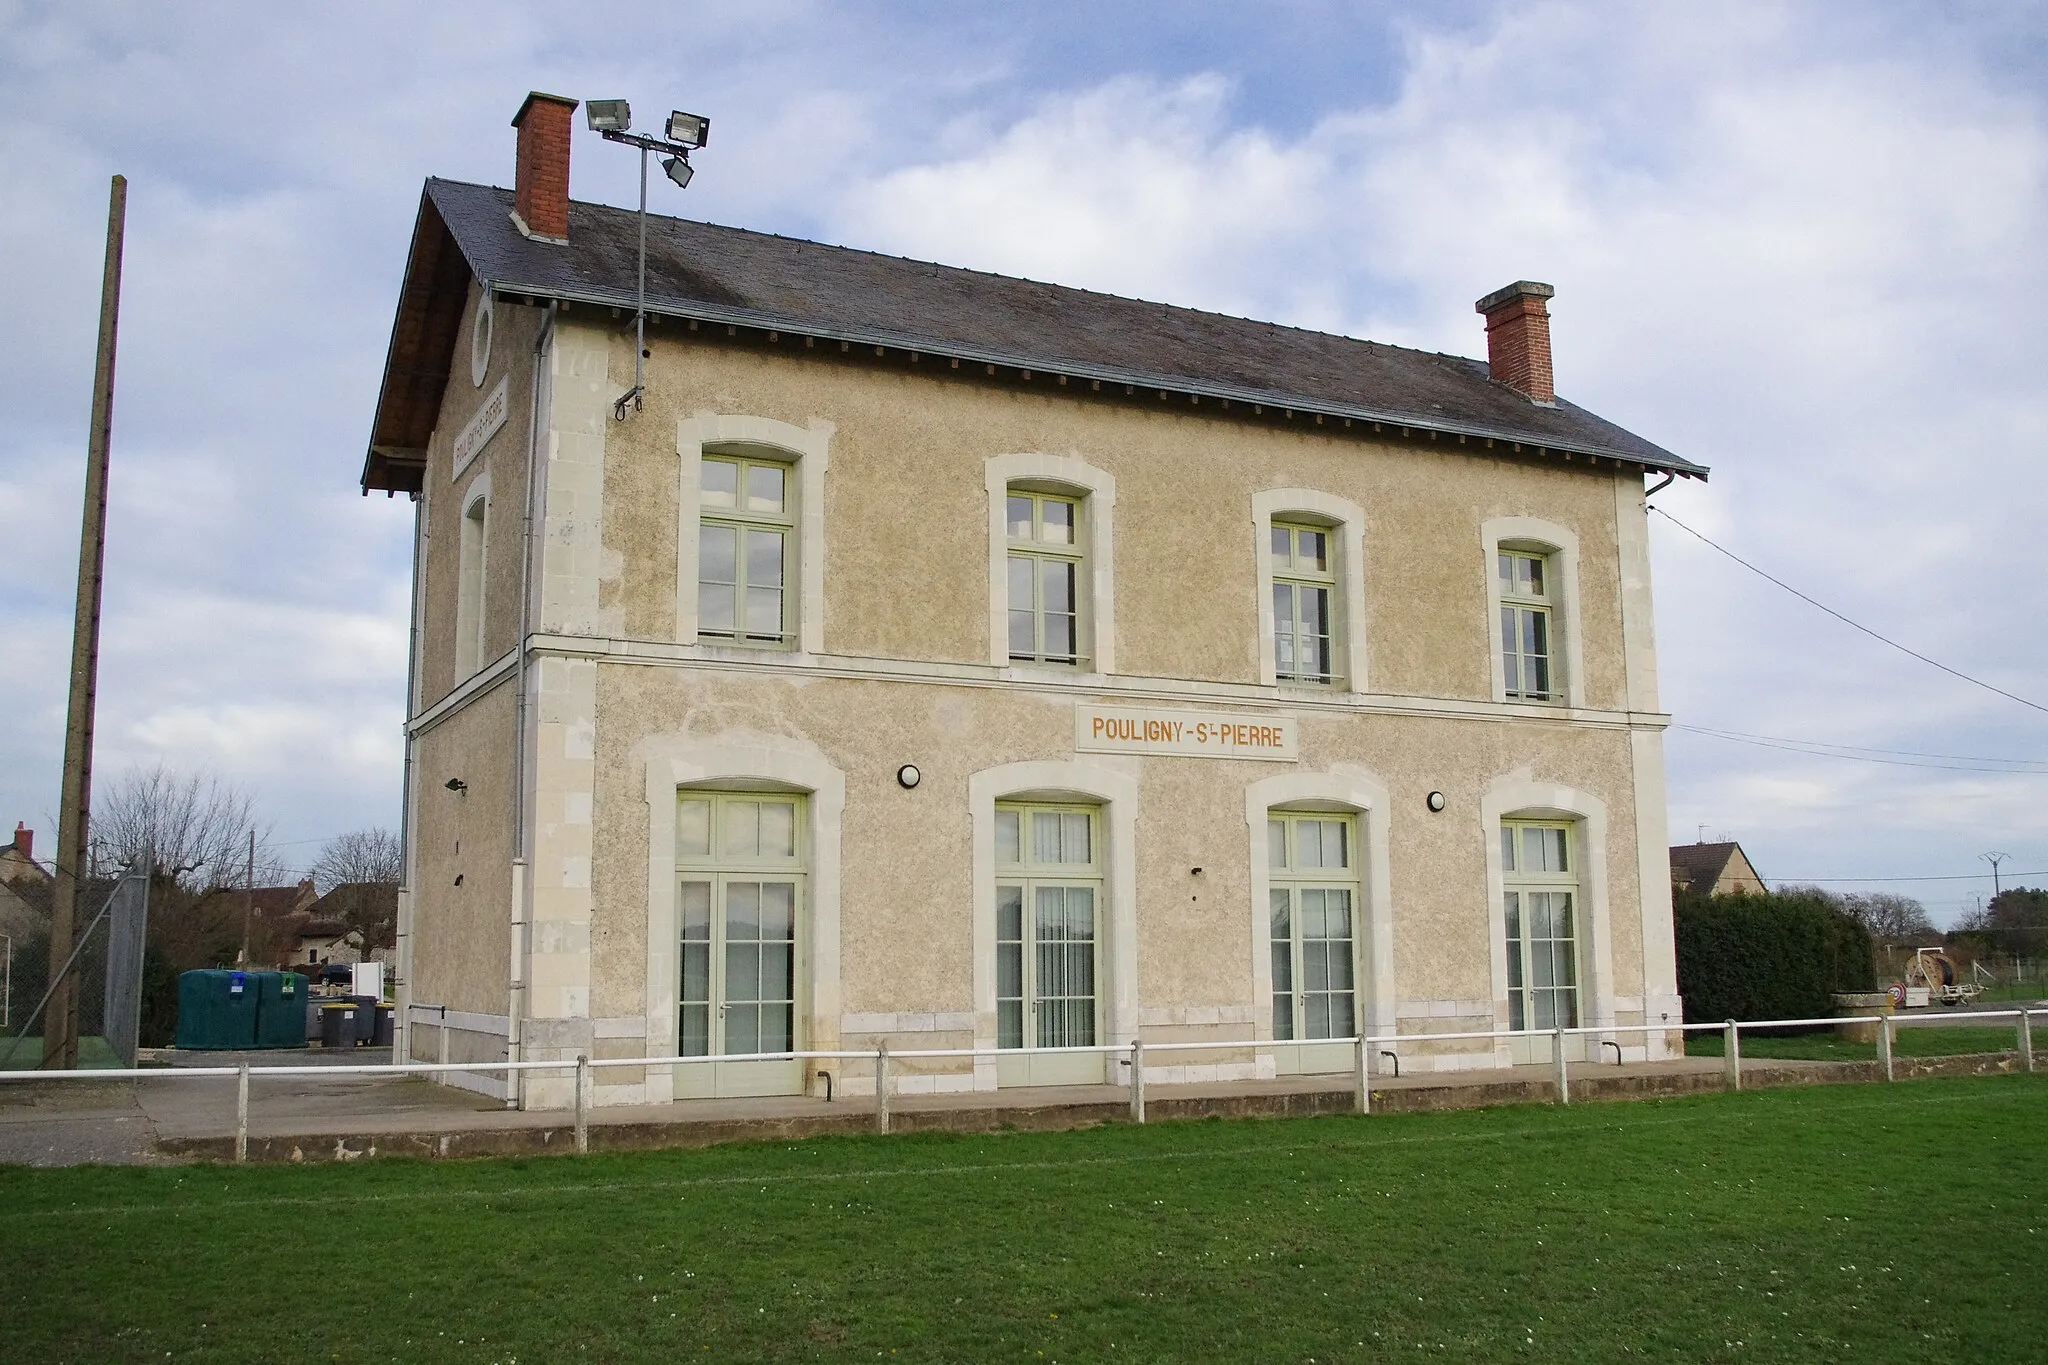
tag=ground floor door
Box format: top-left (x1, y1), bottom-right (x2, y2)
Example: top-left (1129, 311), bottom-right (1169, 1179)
top-left (1269, 812), bottom-right (1363, 1075)
top-left (1502, 820), bottom-right (1581, 1066)
top-left (673, 793), bottom-right (807, 1099)
top-left (995, 803), bottom-right (1106, 1087)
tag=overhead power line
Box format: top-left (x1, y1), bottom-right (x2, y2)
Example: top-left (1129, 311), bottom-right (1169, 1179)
top-left (1774, 871), bottom-right (2047, 884)
top-left (1650, 505), bottom-right (2048, 717)
top-left (1674, 724), bottom-right (2048, 774)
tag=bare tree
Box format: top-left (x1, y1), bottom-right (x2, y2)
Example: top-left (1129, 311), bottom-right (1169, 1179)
top-left (91, 763), bottom-right (281, 890)
top-left (1835, 891), bottom-right (1937, 942)
top-left (309, 828), bottom-right (402, 893)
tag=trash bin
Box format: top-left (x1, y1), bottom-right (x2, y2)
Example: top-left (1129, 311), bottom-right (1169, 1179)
top-left (175, 969), bottom-right (260, 1050)
top-left (320, 1001), bottom-right (360, 1049)
top-left (254, 972), bottom-right (310, 1049)
top-left (373, 1004), bottom-right (396, 1047)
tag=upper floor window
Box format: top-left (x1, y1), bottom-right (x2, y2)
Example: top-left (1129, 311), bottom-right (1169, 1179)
top-left (455, 488), bottom-right (488, 678)
top-left (1006, 490), bottom-right (1085, 667)
top-left (699, 452), bottom-right (794, 647)
top-left (1271, 521), bottom-right (1337, 685)
top-left (1498, 548), bottom-right (1554, 701)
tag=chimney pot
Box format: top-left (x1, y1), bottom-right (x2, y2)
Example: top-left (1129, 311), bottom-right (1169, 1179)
top-left (511, 91), bottom-right (579, 245)
top-left (1475, 280), bottom-right (1557, 405)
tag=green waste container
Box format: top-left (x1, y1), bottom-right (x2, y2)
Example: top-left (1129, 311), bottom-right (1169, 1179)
top-left (174, 970), bottom-right (260, 1050)
top-left (254, 972), bottom-right (309, 1049)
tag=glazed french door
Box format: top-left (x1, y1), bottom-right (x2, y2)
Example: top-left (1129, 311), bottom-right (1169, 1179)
top-left (995, 802), bottom-right (1104, 1087)
top-left (675, 792), bottom-right (806, 1098)
top-left (1502, 819), bottom-right (1579, 1065)
top-left (1268, 811), bottom-right (1362, 1075)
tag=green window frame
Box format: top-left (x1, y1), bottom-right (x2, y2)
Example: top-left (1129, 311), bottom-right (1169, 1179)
top-left (699, 453), bottom-right (795, 647)
top-left (1272, 521), bottom-right (1337, 685)
top-left (1006, 490), bottom-right (1085, 667)
top-left (1501, 819), bottom-right (1577, 1031)
top-left (994, 802), bottom-right (1100, 1050)
top-left (1268, 811), bottom-right (1359, 1041)
top-left (675, 792), bottom-right (807, 1058)
top-left (1498, 549), bottom-right (1554, 701)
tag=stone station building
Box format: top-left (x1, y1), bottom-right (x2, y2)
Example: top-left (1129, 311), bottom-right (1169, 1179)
top-left (360, 92), bottom-right (1707, 1109)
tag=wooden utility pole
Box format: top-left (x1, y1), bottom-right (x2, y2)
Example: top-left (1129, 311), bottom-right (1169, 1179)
top-left (240, 829), bottom-right (255, 964)
top-left (46, 175), bottom-right (127, 1071)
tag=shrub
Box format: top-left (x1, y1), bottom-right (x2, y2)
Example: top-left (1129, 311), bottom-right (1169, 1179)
top-left (1675, 888), bottom-right (1875, 1026)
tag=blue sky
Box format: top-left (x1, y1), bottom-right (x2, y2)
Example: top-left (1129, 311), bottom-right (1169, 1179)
top-left (2, 1), bottom-right (2046, 919)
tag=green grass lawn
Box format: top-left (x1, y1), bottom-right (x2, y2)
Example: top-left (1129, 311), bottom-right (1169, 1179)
top-left (1685, 1024), bottom-right (2032, 1062)
top-left (4, 1077), bottom-right (2046, 1362)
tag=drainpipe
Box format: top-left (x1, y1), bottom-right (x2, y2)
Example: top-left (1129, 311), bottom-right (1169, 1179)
top-left (393, 474), bottom-right (429, 1067)
top-left (505, 298), bottom-right (557, 1108)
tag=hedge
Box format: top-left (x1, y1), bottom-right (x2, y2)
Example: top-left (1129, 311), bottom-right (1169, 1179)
top-left (1674, 888), bottom-right (1875, 1026)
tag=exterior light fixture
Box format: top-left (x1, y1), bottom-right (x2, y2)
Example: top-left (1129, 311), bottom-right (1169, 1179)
top-left (665, 110), bottom-right (710, 147)
top-left (589, 94), bottom-right (711, 420)
top-left (445, 778), bottom-right (468, 793)
top-left (896, 764), bottom-right (921, 789)
top-left (585, 99), bottom-right (631, 132)
top-left (1426, 791), bottom-right (1446, 812)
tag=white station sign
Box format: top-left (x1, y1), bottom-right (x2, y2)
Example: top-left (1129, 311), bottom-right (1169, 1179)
top-left (451, 374), bottom-right (510, 480)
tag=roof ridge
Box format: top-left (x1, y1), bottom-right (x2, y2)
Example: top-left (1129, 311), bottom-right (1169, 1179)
top-left (430, 176), bottom-right (1487, 371)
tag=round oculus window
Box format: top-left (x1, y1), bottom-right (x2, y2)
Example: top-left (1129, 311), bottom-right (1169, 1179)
top-left (470, 292), bottom-right (494, 388)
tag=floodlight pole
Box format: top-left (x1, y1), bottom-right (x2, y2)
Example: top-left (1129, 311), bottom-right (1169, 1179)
top-left (597, 126), bottom-right (697, 421)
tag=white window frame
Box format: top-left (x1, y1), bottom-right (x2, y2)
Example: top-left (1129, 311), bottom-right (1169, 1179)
top-left (969, 759), bottom-right (1137, 1089)
top-left (1266, 810), bottom-right (1363, 1047)
top-left (1481, 516), bottom-right (1584, 708)
top-left (676, 414), bottom-right (831, 655)
top-left (695, 450), bottom-right (798, 649)
top-left (1480, 775), bottom-right (1615, 1063)
top-left (1252, 489), bottom-right (1368, 691)
top-left (1244, 768), bottom-right (1394, 1073)
top-left (454, 471), bottom-right (490, 679)
top-left (1499, 817), bottom-right (1579, 1034)
top-left (985, 453), bottom-right (1116, 675)
top-left (994, 801), bottom-right (1104, 1063)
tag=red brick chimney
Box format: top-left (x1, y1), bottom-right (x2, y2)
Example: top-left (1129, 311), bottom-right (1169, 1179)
top-left (1475, 281), bottom-right (1557, 404)
top-left (511, 91), bottom-right (579, 244)
top-left (10, 822), bottom-right (28, 860)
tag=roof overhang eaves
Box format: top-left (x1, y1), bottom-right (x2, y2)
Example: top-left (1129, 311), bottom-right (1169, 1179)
top-left (486, 277), bottom-right (1707, 479)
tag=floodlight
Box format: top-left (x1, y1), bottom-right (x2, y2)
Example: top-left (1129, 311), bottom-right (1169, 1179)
top-left (666, 110), bottom-right (710, 148)
top-left (586, 99), bottom-right (631, 132)
top-left (662, 155), bottom-right (694, 189)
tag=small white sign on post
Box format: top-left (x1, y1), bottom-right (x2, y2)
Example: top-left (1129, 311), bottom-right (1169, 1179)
top-left (450, 374), bottom-right (509, 480)
top-left (1074, 704), bottom-right (1298, 762)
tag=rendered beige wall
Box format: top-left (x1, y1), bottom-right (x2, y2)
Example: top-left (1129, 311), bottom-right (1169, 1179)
top-left (408, 680), bottom-right (516, 1016)
top-left (602, 326), bottom-right (1630, 709)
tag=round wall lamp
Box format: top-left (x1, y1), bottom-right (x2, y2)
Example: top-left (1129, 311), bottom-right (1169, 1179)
top-left (896, 764), bottom-right (922, 789)
top-left (1425, 790), bottom-right (1446, 812)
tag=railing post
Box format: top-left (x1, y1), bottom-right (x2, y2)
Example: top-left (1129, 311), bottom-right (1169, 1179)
top-left (2019, 1010), bottom-right (2034, 1074)
top-left (438, 1017), bottom-right (450, 1069)
top-left (1724, 1020), bottom-right (1741, 1091)
top-left (1878, 1015), bottom-right (1894, 1082)
top-left (235, 1062), bottom-right (250, 1163)
top-left (875, 1043), bottom-right (891, 1134)
top-left (575, 1054), bottom-right (590, 1154)
top-left (1354, 1035), bottom-right (1371, 1114)
top-left (1553, 1024), bottom-right (1569, 1105)
top-left (1129, 1039), bottom-right (1145, 1124)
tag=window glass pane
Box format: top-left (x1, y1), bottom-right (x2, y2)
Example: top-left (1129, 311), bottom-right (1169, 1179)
top-left (679, 880), bottom-right (712, 938)
top-left (1268, 818), bottom-right (1287, 869)
top-left (677, 799), bottom-right (711, 858)
top-left (1032, 811), bottom-right (1061, 865)
top-left (1008, 496), bottom-right (1034, 540)
top-left (1325, 888), bottom-right (1353, 940)
top-left (1007, 556), bottom-right (1035, 656)
top-left (746, 463), bottom-right (785, 514)
top-left (699, 522), bottom-right (737, 584)
top-left (1041, 499), bottom-right (1074, 545)
top-left (1272, 525), bottom-right (1291, 560)
top-left (997, 885), bottom-right (1024, 942)
top-left (722, 802), bottom-right (760, 858)
top-left (701, 458), bottom-right (737, 507)
top-left (758, 802), bottom-right (796, 859)
top-left (995, 811), bottom-right (1021, 866)
top-left (759, 881), bottom-right (796, 940)
top-left (1325, 820), bottom-right (1349, 869)
top-left (1301, 530), bottom-right (1327, 571)
top-left (1042, 559), bottom-right (1074, 612)
top-left (746, 528), bottom-right (785, 588)
top-left (1498, 552), bottom-right (1514, 592)
top-left (1504, 890), bottom-right (1521, 942)
top-left (745, 585), bottom-right (784, 637)
top-left (1501, 826), bottom-right (1517, 872)
top-left (1304, 939), bottom-right (1330, 992)
top-left (1553, 891), bottom-right (1574, 939)
top-left (1525, 556), bottom-right (1545, 597)
top-left (1061, 812), bottom-right (1091, 865)
top-left (725, 881), bottom-right (762, 939)
top-left (998, 997), bottom-right (1023, 1050)
top-left (1270, 887), bottom-right (1292, 941)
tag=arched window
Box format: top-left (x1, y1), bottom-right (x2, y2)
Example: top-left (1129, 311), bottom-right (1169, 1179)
top-left (1481, 517), bottom-right (1583, 707)
top-left (454, 480), bottom-right (489, 678)
top-left (1252, 490), bottom-right (1368, 691)
top-left (985, 454), bottom-right (1117, 674)
top-left (676, 415), bottom-right (831, 654)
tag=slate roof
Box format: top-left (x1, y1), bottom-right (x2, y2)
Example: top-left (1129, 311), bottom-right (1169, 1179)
top-left (1669, 841), bottom-right (1765, 896)
top-left (363, 177), bottom-right (1706, 492)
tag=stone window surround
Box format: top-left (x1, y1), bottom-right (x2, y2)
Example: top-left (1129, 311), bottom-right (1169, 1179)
top-left (968, 758), bottom-right (1139, 1089)
top-left (641, 736), bottom-right (847, 1106)
top-left (1251, 488), bottom-right (1369, 692)
top-left (985, 453), bottom-right (1117, 676)
top-left (1481, 515), bottom-right (1586, 709)
top-left (675, 414), bottom-right (832, 655)
top-left (454, 468), bottom-right (491, 680)
top-left (1479, 772), bottom-right (1619, 1062)
top-left (1243, 768), bottom-right (1397, 1074)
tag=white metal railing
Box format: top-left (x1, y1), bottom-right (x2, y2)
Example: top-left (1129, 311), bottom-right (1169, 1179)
top-left (2, 1009), bottom-right (2038, 1162)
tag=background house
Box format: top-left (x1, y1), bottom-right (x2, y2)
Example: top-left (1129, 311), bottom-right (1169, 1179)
top-left (1669, 841), bottom-right (1766, 897)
